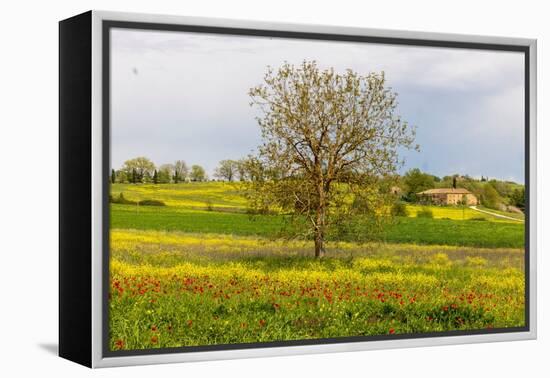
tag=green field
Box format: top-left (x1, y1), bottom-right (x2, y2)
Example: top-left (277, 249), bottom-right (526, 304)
top-left (405, 204), bottom-right (520, 222)
top-left (476, 205), bottom-right (525, 221)
top-left (111, 204), bottom-right (524, 248)
top-left (109, 183), bottom-right (526, 350)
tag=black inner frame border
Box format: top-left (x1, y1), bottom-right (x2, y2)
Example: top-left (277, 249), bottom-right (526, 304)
top-left (102, 20), bottom-right (531, 358)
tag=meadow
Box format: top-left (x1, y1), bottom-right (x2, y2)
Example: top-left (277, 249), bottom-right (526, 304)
top-left (109, 183), bottom-right (526, 350)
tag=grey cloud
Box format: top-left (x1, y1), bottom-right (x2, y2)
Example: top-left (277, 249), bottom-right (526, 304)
top-left (110, 29), bottom-right (525, 182)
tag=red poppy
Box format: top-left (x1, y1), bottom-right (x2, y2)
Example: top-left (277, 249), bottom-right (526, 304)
top-left (151, 325), bottom-right (158, 332)
top-left (187, 320), bottom-right (193, 327)
top-left (151, 336), bottom-right (158, 344)
top-left (389, 328), bottom-right (395, 334)
top-left (259, 319), bottom-right (266, 327)
top-left (114, 339), bottom-right (124, 350)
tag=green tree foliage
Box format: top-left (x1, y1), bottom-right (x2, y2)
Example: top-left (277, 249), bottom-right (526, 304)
top-left (152, 169), bottom-right (158, 184)
top-left (237, 156), bottom-right (265, 182)
top-left (510, 187), bottom-right (525, 210)
top-left (142, 171), bottom-right (153, 183)
top-left (214, 160), bottom-right (239, 182)
top-left (115, 170), bottom-right (128, 184)
top-left (488, 179), bottom-right (511, 198)
top-left (190, 165), bottom-right (206, 182)
top-left (174, 160), bottom-right (189, 183)
top-left (131, 168), bottom-right (137, 184)
top-left (481, 183), bottom-right (501, 210)
top-left (391, 202), bottom-right (409, 217)
top-left (247, 61), bottom-right (416, 258)
top-left (158, 164), bottom-right (173, 184)
top-left (403, 168), bottom-right (435, 202)
top-left (122, 157), bottom-right (155, 184)
top-left (236, 159), bottom-right (248, 181)
top-left (416, 207), bottom-right (434, 218)
top-left (111, 169), bottom-right (116, 184)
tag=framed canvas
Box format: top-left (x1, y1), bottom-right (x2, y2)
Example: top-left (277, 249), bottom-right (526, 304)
top-left (59, 10), bottom-right (537, 368)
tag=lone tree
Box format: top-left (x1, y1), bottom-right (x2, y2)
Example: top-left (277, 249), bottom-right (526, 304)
top-left (214, 159), bottom-right (239, 182)
top-left (247, 61), bottom-right (416, 258)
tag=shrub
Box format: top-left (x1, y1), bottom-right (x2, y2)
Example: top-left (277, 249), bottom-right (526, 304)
top-left (416, 207), bottom-right (433, 218)
top-left (391, 202), bottom-right (409, 217)
top-left (466, 256), bottom-right (488, 267)
top-left (110, 193), bottom-right (165, 206)
top-left (246, 206), bottom-right (271, 215)
top-left (110, 193), bottom-right (137, 205)
top-left (205, 200), bottom-right (214, 211)
top-left (138, 199), bottom-right (165, 206)
top-left (430, 252), bottom-right (451, 267)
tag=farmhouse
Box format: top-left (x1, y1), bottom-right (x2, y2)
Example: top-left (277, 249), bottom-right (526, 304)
top-left (417, 188), bottom-right (478, 206)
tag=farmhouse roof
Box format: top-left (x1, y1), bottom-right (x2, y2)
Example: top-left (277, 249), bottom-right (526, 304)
top-left (417, 188), bottom-right (473, 195)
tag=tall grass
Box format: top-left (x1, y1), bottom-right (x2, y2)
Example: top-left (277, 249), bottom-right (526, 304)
top-left (109, 230), bottom-right (525, 350)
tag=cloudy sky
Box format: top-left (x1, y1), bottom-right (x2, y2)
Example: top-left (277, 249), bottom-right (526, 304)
top-left (111, 28), bottom-right (525, 183)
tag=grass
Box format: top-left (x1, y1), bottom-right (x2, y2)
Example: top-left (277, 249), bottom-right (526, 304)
top-left (111, 183), bottom-right (524, 221)
top-left (111, 204), bottom-right (284, 237)
top-left (111, 183), bottom-right (246, 211)
top-left (108, 182), bottom-right (526, 351)
top-left (383, 217), bottom-right (524, 248)
top-left (406, 204), bottom-right (522, 221)
top-left (111, 204), bottom-right (524, 248)
top-left (407, 204), bottom-right (481, 220)
top-left (109, 230), bottom-right (525, 350)
top-left (477, 205), bottom-right (525, 221)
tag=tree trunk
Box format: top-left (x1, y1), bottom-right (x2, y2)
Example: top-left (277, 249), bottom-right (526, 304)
top-left (314, 195), bottom-right (326, 259)
top-left (314, 229), bottom-right (325, 258)
top-left (313, 173), bottom-right (328, 258)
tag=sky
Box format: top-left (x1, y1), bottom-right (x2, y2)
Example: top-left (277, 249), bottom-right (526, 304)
top-left (111, 28), bottom-right (525, 183)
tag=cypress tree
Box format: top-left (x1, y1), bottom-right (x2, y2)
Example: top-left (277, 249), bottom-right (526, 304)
top-left (111, 169), bottom-right (116, 184)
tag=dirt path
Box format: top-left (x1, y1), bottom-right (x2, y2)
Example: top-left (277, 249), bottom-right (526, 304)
top-left (469, 206), bottom-right (524, 222)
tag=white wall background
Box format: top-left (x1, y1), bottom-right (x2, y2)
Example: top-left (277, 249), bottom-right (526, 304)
top-left (0, 0), bottom-right (546, 376)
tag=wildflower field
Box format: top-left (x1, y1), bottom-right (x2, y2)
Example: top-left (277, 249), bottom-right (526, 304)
top-left (109, 183), bottom-right (526, 351)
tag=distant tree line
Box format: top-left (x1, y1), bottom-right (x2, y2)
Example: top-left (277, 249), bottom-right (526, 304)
top-left (398, 168), bottom-right (525, 211)
top-left (110, 157), bottom-right (207, 184)
top-left (110, 157), bottom-right (525, 213)
top-left (110, 156), bottom-right (261, 185)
